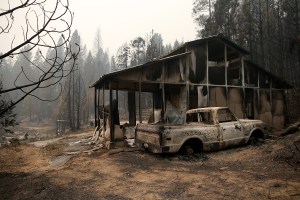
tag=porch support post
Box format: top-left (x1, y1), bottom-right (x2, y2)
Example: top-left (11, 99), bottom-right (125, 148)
top-left (116, 82), bottom-right (119, 103)
top-left (206, 42), bottom-right (210, 105)
top-left (109, 82), bottom-right (114, 142)
top-left (139, 72), bottom-right (142, 123)
top-left (128, 84), bottom-right (136, 126)
top-left (162, 62), bottom-right (166, 122)
top-left (97, 87), bottom-right (100, 127)
top-left (224, 44), bottom-right (228, 106)
top-left (94, 87), bottom-right (97, 127)
top-left (241, 56), bottom-right (246, 118)
top-left (102, 86), bottom-right (105, 131)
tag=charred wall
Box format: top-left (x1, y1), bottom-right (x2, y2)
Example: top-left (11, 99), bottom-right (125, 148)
top-left (165, 58), bottom-right (186, 83)
top-left (190, 46), bottom-right (207, 84)
top-left (272, 90), bottom-right (286, 130)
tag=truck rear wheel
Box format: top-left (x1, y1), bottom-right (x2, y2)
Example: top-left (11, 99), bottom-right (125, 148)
top-left (180, 139), bottom-right (203, 155)
top-left (184, 145), bottom-right (194, 155)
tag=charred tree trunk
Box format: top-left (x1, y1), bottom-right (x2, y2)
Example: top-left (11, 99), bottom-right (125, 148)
top-left (258, 0), bottom-right (265, 68)
top-left (77, 70), bottom-right (81, 130)
top-left (68, 76), bottom-right (74, 131)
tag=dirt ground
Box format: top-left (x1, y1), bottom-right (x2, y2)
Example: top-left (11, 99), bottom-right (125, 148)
top-left (0, 126), bottom-right (300, 200)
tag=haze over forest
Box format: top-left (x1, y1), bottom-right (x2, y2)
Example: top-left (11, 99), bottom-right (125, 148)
top-left (0, 0), bottom-right (299, 132)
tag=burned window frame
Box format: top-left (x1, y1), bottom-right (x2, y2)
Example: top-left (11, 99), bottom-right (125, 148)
top-left (217, 108), bottom-right (238, 123)
top-left (186, 111), bottom-right (214, 124)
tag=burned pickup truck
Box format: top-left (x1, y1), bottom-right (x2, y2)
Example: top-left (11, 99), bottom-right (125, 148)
top-left (135, 107), bottom-right (268, 154)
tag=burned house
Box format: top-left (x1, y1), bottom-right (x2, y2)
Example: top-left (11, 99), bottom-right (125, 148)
top-left (91, 35), bottom-right (291, 142)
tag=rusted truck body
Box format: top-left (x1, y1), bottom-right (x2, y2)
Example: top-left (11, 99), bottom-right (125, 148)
top-left (135, 107), bottom-right (268, 154)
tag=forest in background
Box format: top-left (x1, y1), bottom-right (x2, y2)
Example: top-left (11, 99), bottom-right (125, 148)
top-left (0, 26), bottom-right (183, 131)
top-left (0, 0), bottom-right (299, 132)
top-left (192, 0), bottom-right (299, 121)
top-left (193, 0), bottom-right (300, 85)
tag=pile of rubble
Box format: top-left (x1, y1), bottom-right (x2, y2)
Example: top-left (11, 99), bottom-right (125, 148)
top-left (271, 120), bottom-right (300, 167)
top-left (272, 131), bottom-right (300, 167)
top-left (0, 132), bottom-right (30, 147)
top-left (87, 125), bottom-right (135, 153)
top-left (275, 120), bottom-right (300, 137)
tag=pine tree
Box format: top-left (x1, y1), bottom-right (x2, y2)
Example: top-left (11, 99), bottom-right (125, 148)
top-left (146, 30), bottom-right (164, 61)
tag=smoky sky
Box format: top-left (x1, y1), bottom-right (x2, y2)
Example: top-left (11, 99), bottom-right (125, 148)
top-left (0, 0), bottom-right (196, 57)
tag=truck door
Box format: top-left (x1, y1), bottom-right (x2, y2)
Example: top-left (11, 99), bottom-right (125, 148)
top-left (217, 108), bottom-right (244, 146)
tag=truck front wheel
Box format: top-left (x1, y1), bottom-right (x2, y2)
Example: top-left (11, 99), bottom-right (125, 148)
top-left (248, 130), bottom-right (265, 146)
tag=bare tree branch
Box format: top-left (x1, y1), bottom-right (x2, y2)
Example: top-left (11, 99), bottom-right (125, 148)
top-left (0, 0), bottom-right (78, 117)
top-left (0, 0), bottom-right (31, 17)
top-left (0, 0), bottom-right (73, 59)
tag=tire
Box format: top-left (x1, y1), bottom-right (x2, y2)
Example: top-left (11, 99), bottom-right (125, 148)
top-left (249, 136), bottom-right (264, 146)
top-left (184, 145), bottom-right (194, 155)
top-left (180, 139), bottom-right (203, 155)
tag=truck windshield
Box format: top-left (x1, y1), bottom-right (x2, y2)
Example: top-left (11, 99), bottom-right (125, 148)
top-left (186, 112), bottom-right (213, 124)
top-left (217, 109), bottom-right (237, 123)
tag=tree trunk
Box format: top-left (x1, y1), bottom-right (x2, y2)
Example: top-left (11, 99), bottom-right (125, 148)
top-left (258, 0), bottom-right (265, 68)
top-left (68, 76), bottom-right (73, 130)
top-left (77, 70), bottom-right (81, 129)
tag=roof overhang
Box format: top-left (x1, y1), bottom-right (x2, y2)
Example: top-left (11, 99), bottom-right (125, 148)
top-left (90, 51), bottom-right (191, 88)
top-left (245, 60), bottom-right (293, 89)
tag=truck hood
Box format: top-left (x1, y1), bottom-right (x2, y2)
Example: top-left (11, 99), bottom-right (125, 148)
top-left (239, 119), bottom-right (268, 130)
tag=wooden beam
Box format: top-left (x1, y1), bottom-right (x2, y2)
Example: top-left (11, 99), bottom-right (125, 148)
top-left (97, 87), bottom-right (100, 127)
top-left (162, 62), bottom-right (165, 121)
top-left (94, 87), bottom-right (97, 127)
top-left (186, 45), bottom-right (190, 111)
top-left (116, 82), bottom-right (119, 103)
top-left (270, 79), bottom-right (273, 105)
top-left (109, 82), bottom-right (114, 142)
top-left (139, 72), bottom-right (142, 123)
top-left (128, 86), bottom-right (136, 126)
top-left (206, 42), bottom-right (210, 105)
top-left (224, 44), bottom-right (229, 107)
top-left (224, 44), bottom-right (228, 86)
top-left (241, 56), bottom-right (246, 118)
top-left (152, 91), bottom-right (155, 121)
top-left (102, 86), bottom-right (105, 131)
top-left (257, 71), bottom-right (260, 111)
top-left (241, 56), bottom-right (245, 87)
top-left (186, 84), bottom-right (190, 111)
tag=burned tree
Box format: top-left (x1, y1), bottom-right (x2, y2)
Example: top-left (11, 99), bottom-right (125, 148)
top-left (116, 43), bottom-right (130, 70)
top-left (130, 36), bottom-right (146, 66)
top-left (58, 30), bottom-right (86, 131)
top-left (0, 0), bottom-right (78, 120)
